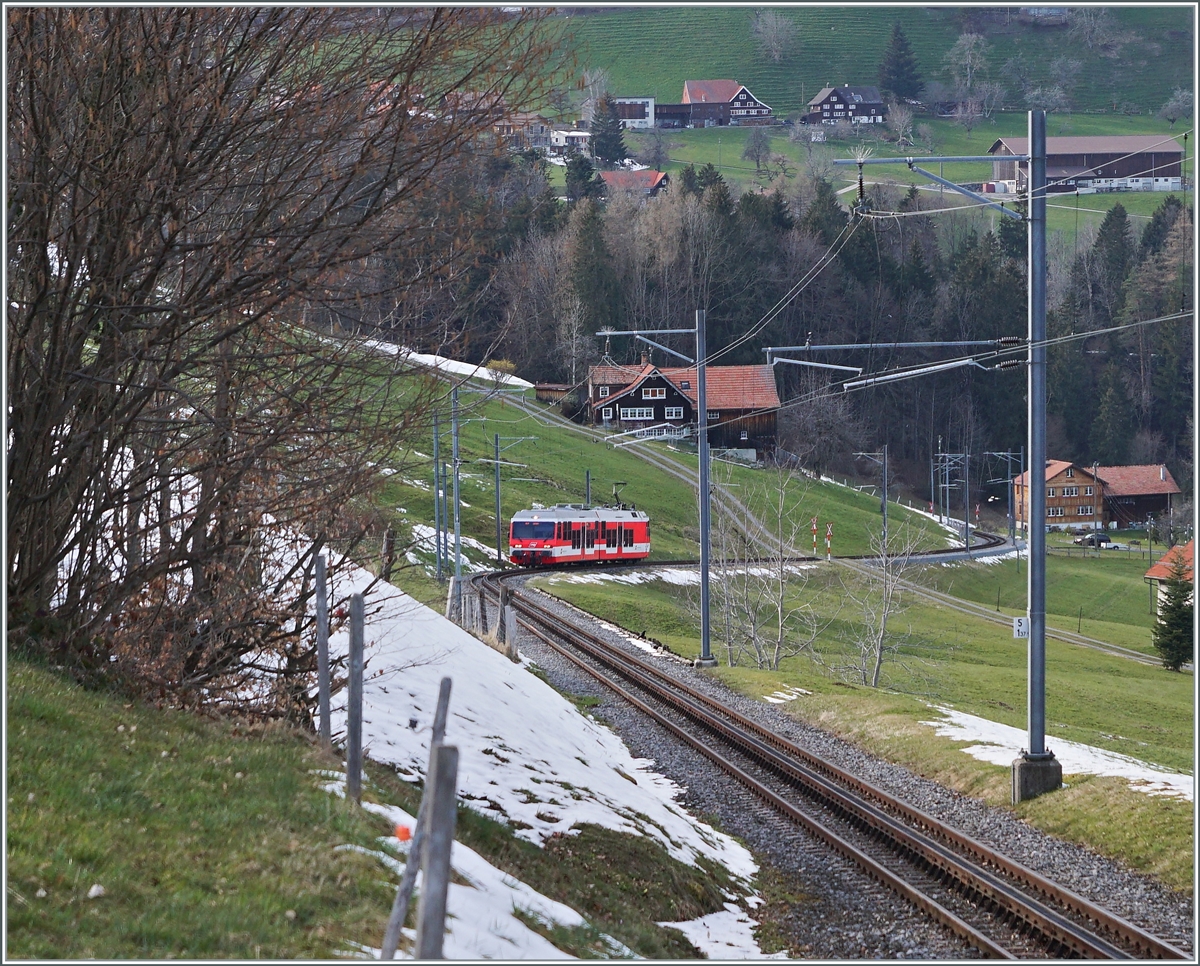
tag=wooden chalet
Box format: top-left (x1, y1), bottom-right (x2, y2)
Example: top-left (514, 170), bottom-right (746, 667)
top-left (587, 360), bottom-right (781, 457)
top-left (989, 136), bottom-right (1184, 193)
top-left (805, 85), bottom-right (886, 126)
top-left (653, 79), bottom-right (773, 129)
top-left (494, 111), bottom-right (552, 151)
top-left (1145, 539), bottom-right (1193, 615)
top-left (1013, 460), bottom-right (1181, 531)
top-left (599, 169), bottom-right (669, 197)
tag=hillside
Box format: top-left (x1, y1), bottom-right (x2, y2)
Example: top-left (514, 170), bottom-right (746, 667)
top-left (561, 6), bottom-right (1193, 117)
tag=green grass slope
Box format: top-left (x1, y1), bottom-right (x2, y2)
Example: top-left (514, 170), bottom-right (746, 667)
top-left (377, 389), bottom-right (945, 608)
top-left (6, 659), bottom-right (740, 958)
top-left (562, 7), bottom-right (1192, 117)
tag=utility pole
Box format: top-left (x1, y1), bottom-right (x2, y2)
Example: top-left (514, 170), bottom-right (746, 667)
top-left (452, 386), bottom-right (462, 621)
top-left (585, 469), bottom-right (591, 507)
top-left (1014, 109), bottom-right (1062, 803)
top-left (696, 309), bottom-right (716, 668)
top-left (495, 434), bottom-right (502, 564)
top-left (433, 413), bottom-right (442, 580)
top-left (855, 444), bottom-right (889, 547)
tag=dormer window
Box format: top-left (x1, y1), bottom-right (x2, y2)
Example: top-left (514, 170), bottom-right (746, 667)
top-left (681, 380), bottom-right (691, 390)
top-left (598, 386), bottom-right (610, 398)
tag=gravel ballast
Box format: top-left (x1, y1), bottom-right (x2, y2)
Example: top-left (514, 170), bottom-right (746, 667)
top-left (510, 578), bottom-right (1194, 959)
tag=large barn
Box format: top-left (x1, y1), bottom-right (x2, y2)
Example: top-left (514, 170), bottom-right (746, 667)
top-left (988, 136), bottom-right (1184, 192)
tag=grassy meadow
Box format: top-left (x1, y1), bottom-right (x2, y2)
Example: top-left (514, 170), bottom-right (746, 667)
top-left (536, 558), bottom-right (1194, 891)
top-left (6, 658), bottom-right (736, 959)
top-left (561, 6), bottom-right (1193, 118)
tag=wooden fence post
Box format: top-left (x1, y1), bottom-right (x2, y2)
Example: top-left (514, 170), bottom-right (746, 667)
top-left (414, 743), bottom-right (459, 960)
top-left (496, 585), bottom-right (508, 646)
top-left (315, 553), bottom-right (331, 751)
top-left (380, 678), bottom-right (453, 960)
top-left (347, 593), bottom-right (364, 804)
top-left (504, 605), bottom-right (519, 662)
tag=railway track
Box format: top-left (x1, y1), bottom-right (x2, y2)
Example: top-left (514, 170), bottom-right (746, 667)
top-left (476, 570), bottom-right (1190, 960)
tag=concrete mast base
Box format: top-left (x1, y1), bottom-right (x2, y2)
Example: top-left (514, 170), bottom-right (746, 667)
top-left (1012, 754), bottom-right (1062, 803)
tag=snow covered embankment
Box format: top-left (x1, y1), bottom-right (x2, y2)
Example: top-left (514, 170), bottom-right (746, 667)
top-left (317, 554), bottom-right (778, 958)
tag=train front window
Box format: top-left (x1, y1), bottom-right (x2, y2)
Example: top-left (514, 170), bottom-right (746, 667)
top-left (512, 522), bottom-right (555, 540)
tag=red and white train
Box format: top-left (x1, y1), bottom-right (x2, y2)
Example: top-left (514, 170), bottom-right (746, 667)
top-left (509, 504), bottom-right (650, 567)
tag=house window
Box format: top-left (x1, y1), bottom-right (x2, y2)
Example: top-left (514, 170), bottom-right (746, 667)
top-left (680, 380), bottom-right (691, 390)
top-left (665, 406), bottom-right (683, 419)
top-left (1047, 487), bottom-right (1055, 497)
top-left (642, 387), bottom-right (665, 399)
top-left (707, 411), bottom-right (720, 420)
top-left (601, 407), bottom-right (612, 420)
top-left (1066, 467), bottom-right (1074, 477)
top-left (740, 430), bottom-right (749, 440)
top-left (1047, 507), bottom-right (1065, 517)
top-left (1079, 505), bottom-right (1094, 515)
top-left (1084, 486), bottom-right (1093, 496)
top-left (1062, 486), bottom-right (1078, 497)
top-left (620, 407), bottom-right (653, 420)
top-left (598, 386), bottom-right (610, 398)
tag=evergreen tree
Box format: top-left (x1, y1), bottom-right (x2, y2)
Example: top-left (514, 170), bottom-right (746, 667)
top-left (567, 200), bottom-right (620, 335)
top-left (1139, 194), bottom-right (1185, 260)
top-left (1089, 202), bottom-right (1134, 325)
top-left (1089, 363), bottom-right (1132, 464)
top-left (565, 152), bottom-right (604, 204)
top-left (697, 162), bottom-right (725, 192)
top-left (879, 23), bottom-right (923, 101)
top-left (800, 178), bottom-right (848, 246)
top-left (678, 163), bottom-right (701, 196)
top-left (1152, 550), bottom-right (1194, 671)
top-left (590, 93), bottom-right (628, 165)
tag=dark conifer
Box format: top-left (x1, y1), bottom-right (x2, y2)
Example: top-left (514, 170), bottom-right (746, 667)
top-left (879, 23), bottom-right (923, 101)
top-left (590, 93), bottom-right (628, 165)
top-left (1152, 550), bottom-right (1194, 671)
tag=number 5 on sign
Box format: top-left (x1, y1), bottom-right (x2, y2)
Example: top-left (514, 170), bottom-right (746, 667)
top-left (1013, 617), bottom-right (1030, 639)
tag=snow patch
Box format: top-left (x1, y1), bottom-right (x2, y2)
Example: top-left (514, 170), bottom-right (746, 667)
top-left (922, 706), bottom-right (1192, 800)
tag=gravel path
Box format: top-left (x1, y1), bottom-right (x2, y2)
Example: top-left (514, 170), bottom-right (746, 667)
top-left (512, 578), bottom-right (1194, 960)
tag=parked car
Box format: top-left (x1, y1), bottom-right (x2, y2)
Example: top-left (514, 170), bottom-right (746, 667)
top-left (1073, 532), bottom-right (1111, 546)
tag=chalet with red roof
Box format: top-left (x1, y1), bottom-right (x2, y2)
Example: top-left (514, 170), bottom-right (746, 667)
top-left (587, 358), bottom-right (781, 457)
top-left (654, 79), bottom-right (773, 128)
top-left (1145, 540), bottom-right (1193, 614)
top-left (599, 169), bottom-right (669, 197)
top-left (1013, 461), bottom-right (1180, 531)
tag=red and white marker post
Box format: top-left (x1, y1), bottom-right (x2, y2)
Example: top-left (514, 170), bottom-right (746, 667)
top-left (826, 522), bottom-right (833, 561)
top-left (811, 517), bottom-right (818, 557)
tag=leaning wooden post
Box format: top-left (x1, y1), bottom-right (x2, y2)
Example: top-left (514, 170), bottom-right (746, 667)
top-left (315, 553), bottom-right (332, 751)
top-left (413, 743), bottom-right (459, 961)
top-left (347, 593), bottom-right (365, 804)
top-left (380, 678), bottom-right (453, 960)
top-left (381, 526), bottom-right (396, 583)
top-left (496, 585), bottom-right (509, 646)
top-left (477, 587), bottom-right (488, 635)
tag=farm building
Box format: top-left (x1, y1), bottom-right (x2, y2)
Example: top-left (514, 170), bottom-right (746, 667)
top-left (610, 96), bottom-right (656, 130)
top-left (1144, 540), bottom-right (1194, 615)
top-left (1013, 461), bottom-right (1181, 531)
top-left (805, 85), bottom-right (887, 125)
top-left (599, 169), bottom-right (669, 197)
top-left (587, 359), bottom-right (781, 458)
top-left (988, 136), bottom-right (1184, 193)
top-left (653, 79), bottom-right (773, 128)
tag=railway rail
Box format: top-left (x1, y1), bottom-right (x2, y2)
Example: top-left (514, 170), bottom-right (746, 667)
top-left (475, 570), bottom-right (1189, 960)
